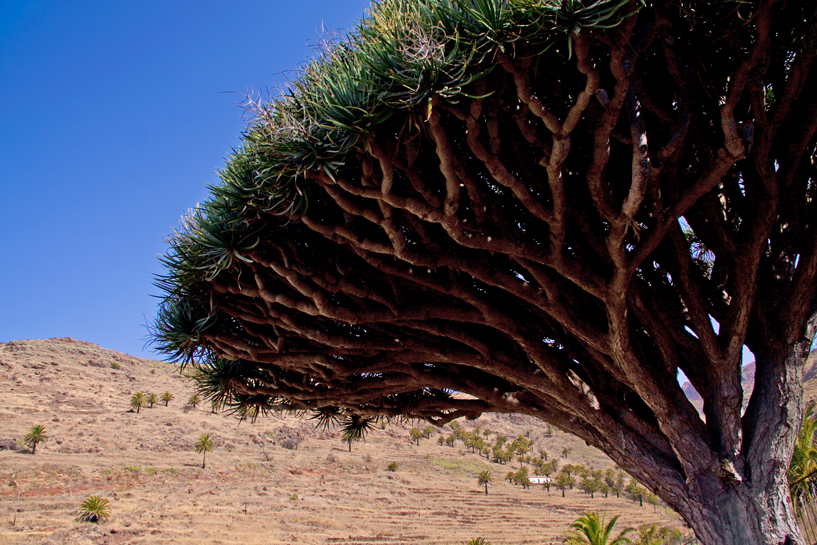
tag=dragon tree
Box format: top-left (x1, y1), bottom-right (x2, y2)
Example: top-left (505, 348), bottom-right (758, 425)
top-left (153, 0), bottom-right (817, 543)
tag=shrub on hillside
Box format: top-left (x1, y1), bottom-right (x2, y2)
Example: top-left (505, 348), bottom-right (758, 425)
top-left (76, 495), bottom-right (111, 523)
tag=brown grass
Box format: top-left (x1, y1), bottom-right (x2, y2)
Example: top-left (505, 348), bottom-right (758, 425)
top-left (0, 338), bottom-right (687, 544)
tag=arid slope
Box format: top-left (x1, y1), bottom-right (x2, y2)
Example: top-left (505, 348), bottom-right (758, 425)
top-left (1, 338), bottom-right (686, 544)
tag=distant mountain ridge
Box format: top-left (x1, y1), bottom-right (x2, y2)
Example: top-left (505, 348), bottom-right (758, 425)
top-left (681, 350), bottom-right (817, 416)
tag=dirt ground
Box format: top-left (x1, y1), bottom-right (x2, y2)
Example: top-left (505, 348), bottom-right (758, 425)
top-left (0, 338), bottom-right (688, 544)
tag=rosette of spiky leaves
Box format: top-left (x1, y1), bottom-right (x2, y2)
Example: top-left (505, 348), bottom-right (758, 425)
top-left (151, 0), bottom-right (640, 370)
top-left (340, 414), bottom-right (379, 443)
top-left (555, 0), bottom-right (638, 58)
top-left (149, 0), bottom-right (641, 440)
top-left (187, 357), bottom-right (281, 422)
top-left (151, 298), bottom-right (218, 364)
top-left (76, 495), bottom-right (111, 523)
top-left (183, 352), bottom-right (461, 432)
top-left (310, 406), bottom-right (344, 432)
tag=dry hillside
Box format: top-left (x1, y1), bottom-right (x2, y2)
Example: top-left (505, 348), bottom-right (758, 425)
top-left (1, 338), bottom-right (688, 544)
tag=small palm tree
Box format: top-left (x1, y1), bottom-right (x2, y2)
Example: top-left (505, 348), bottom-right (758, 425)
top-left (146, 393), bottom-right (158, 408)
top-left (129, 392), bottom-right (146, 413)
top-left (160, 391), bottom-right (174, 406)
top-left (187, 394), bottom-right (200, 408)
top-left (477, 470), bottom-right (493, 495)
top-left (563, 511), bottom-right (633, 545)
top-left (76, 495), bottom-right (111, 523)
top-left (24, 424), bottom-right (47, 454)
top-left (195, 433), bottom-right (215, 469)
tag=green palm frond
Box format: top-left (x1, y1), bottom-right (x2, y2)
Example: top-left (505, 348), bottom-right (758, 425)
top-left (76, 495), bottom-right (111, 523)
top-left (477, 470), bottom-right (494, 485)
top-left (129, 392), bottom-right (146, 413)
top-left (564, 511), bottom-right (633, 545)
top-left (195, 433), bottom-right (215, 454)
top-left (24, 425), bottom-right (48, 454)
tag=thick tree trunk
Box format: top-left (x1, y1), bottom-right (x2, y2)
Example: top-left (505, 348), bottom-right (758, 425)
top-left (668, 341), bottom-right (810, 545)
top-left (678, 479), bottom-right (803, 545)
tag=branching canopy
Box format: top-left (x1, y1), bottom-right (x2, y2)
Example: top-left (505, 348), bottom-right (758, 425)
top-left (153, 0), bottom-right (817, 541)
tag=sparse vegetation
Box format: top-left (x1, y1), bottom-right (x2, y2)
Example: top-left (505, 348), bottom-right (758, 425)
top-left (109, 362), bottom-right (121, 370)
top-left (24, 424), bottom-right (47, 455)
top-left (477, 470), bottom-right (493, 495)
top-left (160, 391), bottom-right (174, 406)
top-left (76, 495), bottom-right (111, 523)
top-left (387, 461), bottom-right (399, 472)
top-left (342, 433), bottom-right (359, 452)
top-left (632, 524), bottom-right (687, 545)
top-left (466, 539), bottom-right (491, 545)
top-left (129, 392), bottom-right (146, 413)
top-left (289, 493), bottom-right (298, 501)
top-left (626, 479), bottom-right (647, 507)
top-left (430, 456), bottom-right (492, 476)
top-left (509, 467), bottom-right (530, 489)
top-left (556, 470), bottom-right (575, 497)
top-left (195, 433), bottom-right (214, 469)
top-left (0, 338), bottom-right (718, 542)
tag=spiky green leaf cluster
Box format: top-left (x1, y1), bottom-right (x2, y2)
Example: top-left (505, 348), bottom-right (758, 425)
top-left (152, 0), bottom-right (640, 436)
top-left (152, 0), bottom-right (638, 339)
top-left (76, 495), bottom-right (111, 524)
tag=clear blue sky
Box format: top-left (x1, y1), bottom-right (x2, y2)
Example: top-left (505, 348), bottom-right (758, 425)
top-left (0, 1), bottom-right (370, 358)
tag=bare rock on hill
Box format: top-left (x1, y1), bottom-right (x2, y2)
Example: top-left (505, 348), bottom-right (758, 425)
top-left (0, 439), bottom-right (19, 451)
